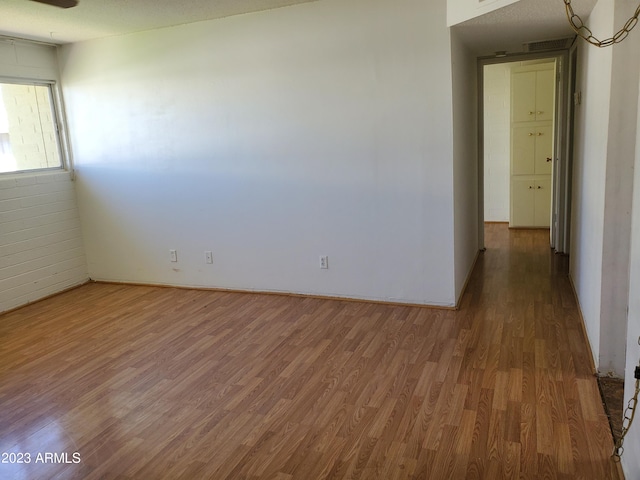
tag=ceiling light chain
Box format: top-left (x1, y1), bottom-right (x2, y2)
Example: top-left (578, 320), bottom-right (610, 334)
top-left (564, 0), bottom-right (640, 47)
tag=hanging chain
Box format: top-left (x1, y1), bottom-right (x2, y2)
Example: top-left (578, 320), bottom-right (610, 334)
top-left (612, 368), bottom-right (640, 461)
top-left (564, 0), bottom-right (640, 47)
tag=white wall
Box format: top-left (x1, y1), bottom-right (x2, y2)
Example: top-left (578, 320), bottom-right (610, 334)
top-left (451, 31), bottom-right (479, 301)
top-left (483, 63), bottom-right (511, 222)
top-left (0, 39), bottom-right (88, 314)
top-left (570, 0), bottom-right (639, 376)
top-left (59, 0), bottom-right (461, 307)
top-left (598, 0), bottom-right (640, 376)
top-left (0, 172), bottom-right (87, 312)
top-left (622, 44), bottom-right (640, 474)
top-left (569, 0), bottom-right (613, 368)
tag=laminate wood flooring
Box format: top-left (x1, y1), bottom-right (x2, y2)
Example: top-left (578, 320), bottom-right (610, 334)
top-left (0, 225), bottom-right (620, 479)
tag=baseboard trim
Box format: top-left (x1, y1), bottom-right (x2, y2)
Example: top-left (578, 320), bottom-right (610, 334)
top-left (0, 279), bottom-right (91, 316)
top-left (92, 279), bottom-right (458, 311)
top-left (567, 274), bottom-right (598, 375)
top-left (455, 249), bottom-right (481, 310)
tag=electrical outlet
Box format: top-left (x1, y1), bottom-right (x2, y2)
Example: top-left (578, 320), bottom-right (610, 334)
top-left (170, 249), bottom-right (177, 262)
top-left (319, 255), bottom-right (329, 269)
top-left (205, 251), bottom-right (213, 264)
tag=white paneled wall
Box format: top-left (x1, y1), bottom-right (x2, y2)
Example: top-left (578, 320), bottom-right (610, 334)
top-left (0, 171), bottom-right (87, 312)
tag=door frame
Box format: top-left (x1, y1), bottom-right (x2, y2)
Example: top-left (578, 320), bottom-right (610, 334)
top-left (477, 49), bottom-right (572, 251)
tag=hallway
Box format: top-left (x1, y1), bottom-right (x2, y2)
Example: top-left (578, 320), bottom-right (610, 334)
top-left (0, 225), bottom-right (620, 479)
top-left (470, 223), bottom-right (619, 478)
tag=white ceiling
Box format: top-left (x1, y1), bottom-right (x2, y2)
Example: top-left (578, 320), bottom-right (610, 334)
top-left (0, 0), bottom-right (319, 44)
top-left (0, 0), bottom-right (599, 51)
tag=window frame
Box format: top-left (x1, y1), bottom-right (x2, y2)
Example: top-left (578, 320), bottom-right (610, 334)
top-left (0, 76), bottom-right (70, 176)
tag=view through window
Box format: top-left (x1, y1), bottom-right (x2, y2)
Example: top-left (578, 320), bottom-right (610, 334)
top-left (0, 82), bottom-right (62, 174)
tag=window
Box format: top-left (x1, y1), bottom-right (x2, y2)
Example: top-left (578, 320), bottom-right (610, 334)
top-left (0, 81), bottom-right (63, 174)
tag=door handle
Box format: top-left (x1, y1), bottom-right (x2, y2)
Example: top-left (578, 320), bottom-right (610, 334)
top-left (546, 157), bottom-right (552, 162)
top-left (529, 186), bottom-right (534, 189)
top-left (537, 132), bottom-right (544, 136)
top-left (537, 186), bottom-right (542, 189)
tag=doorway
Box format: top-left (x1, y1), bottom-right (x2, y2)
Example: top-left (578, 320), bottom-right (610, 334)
top-left (477, 50), bottom-right (572, 252)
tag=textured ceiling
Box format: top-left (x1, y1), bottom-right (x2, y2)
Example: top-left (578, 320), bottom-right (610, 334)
top-left (0, 0), bottom-right (602, 50)
top-left (454, 0), bottom-right (599, 55)
top-left (0, 0), bottom-right (319, 44)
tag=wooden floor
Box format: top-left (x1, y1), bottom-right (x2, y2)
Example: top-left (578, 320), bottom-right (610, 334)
top-left (0, 224), bottom-right (620, 479)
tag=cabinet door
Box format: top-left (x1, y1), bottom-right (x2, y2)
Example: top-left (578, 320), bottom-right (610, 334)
top-left (511, 177), bottom-right (535, 227)
top-left (512, 126), bottom-right (535, 175)
top-left (534, 177), bottom-right (552, 227)
top-left (511, 71), bottom-right (536, 123)
top-left (535, 70), bottom-right (555, 121)
top-left (534, 125), bottom-right (553, 175)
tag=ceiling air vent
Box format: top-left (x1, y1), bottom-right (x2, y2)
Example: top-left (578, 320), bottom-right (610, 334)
top-left (523, 37), bottom-right (574, 52)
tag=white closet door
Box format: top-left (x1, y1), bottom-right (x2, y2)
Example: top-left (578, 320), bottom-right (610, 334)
top-left (535, 70), bottom-right (555, 121)
top-left (534, 125), bottom-right (553, 175)
top-left (534, 177), bottom-right (552, 227)
top-left (511, 71), bottom-right (536, 123)
top-left (512, 126), bottom-right (535, 175)
top-left (511, 177), bottom-right (535, 227)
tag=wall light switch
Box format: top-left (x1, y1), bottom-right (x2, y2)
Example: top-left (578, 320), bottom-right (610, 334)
top-left (320, 256), bottom-right (329, 269)
top-left (205, 251), bottom-right (213, 264)
top-left (170, 249), bottom-right (177, 262)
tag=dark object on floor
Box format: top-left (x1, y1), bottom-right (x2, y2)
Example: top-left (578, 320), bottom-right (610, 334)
top-left (598, 376), bottom-right (624, 441)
